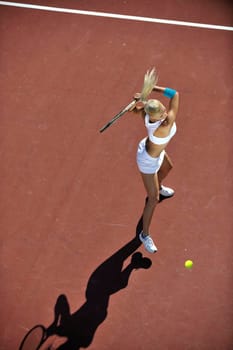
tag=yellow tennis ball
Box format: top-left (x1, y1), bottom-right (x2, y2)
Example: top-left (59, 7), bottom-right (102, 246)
top-left (185, 260), bottom-right (193, 269)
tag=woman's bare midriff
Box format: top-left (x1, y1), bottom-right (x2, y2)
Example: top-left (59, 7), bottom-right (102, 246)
top-left (145, 137), bottom-right (168, 158)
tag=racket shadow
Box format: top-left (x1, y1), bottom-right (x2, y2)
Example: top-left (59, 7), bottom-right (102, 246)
top-left (44, 216), bottom-right (151, 349)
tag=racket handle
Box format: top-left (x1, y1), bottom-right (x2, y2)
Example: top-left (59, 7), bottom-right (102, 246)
top-left (99, 122), bottom-right (111, 133)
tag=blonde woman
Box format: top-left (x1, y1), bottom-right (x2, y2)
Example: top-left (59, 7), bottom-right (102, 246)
top-left (132, 69), bottom-right (179, 253)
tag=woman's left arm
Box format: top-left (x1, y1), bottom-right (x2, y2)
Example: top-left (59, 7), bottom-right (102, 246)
top-left (153, 85), bottom-right (179, 119)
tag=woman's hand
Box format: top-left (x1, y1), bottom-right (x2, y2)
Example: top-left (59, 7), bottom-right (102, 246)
top-left (134, 92), bottom-right (142, 100)
top-left (129, 99), bottom-right (145, 112)
top-left (129, 92), bottom-right (147, 112)
top-left (135, 101), bottom-right (145, 110)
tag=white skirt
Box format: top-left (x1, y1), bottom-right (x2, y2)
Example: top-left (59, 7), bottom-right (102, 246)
top-left (136, 137), bottom-right (165, 174)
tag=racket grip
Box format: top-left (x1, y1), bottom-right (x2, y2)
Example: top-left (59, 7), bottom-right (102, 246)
top-left (99, 122), bottom-right (111, 133)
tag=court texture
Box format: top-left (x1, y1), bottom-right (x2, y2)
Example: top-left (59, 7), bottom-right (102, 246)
top-left (0, 1), bottom-right (233, 349)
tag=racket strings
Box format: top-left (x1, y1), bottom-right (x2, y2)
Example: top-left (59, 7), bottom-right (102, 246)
top-left (19, 325), bottom-right (46, 350)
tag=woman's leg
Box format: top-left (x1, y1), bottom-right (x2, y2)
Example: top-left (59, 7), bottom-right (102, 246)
top-left (157, 152), bottom-right (173, 186)
top-left (140, 172), bottom-right (160, 235)
top-left (157, 152), bottom-right (175, 197)
top-left (138, 172), bottom-right (160, 253)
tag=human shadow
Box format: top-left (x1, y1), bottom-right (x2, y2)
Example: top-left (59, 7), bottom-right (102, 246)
top-left (159, 193), bottom-right (173, 203)
top-left (43, 215), bottom-right (151, 349)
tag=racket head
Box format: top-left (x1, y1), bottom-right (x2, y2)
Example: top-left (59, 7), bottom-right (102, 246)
top-left (19, 325), bottom-right (46, 350)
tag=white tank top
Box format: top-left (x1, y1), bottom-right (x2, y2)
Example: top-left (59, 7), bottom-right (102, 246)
top-left (145, 114), bottom-right (177, 145)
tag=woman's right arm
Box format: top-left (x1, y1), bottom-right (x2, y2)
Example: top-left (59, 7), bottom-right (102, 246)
top-left (129, 93), bottom-right (146, 119)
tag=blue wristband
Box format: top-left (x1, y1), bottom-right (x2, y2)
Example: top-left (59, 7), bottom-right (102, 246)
top-left (163, 87), bottom-right (176, 98)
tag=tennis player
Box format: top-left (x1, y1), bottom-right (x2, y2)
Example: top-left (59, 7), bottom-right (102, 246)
top-left (132, 70), bottom-right (179, 253)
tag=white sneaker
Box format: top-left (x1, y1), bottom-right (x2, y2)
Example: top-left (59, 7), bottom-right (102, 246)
top-left (159, 185), bottom-right (175, 197)
top-left (139, 232), bottom-right (158, 253)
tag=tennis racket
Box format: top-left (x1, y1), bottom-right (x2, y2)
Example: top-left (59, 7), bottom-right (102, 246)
top-left (19, 325), bottom-right (46, 350)
top-left (99, 99), bottom-right (136, 133)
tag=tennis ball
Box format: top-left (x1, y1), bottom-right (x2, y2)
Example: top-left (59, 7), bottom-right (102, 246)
top-left (184, 260), bottom-right (193, 269)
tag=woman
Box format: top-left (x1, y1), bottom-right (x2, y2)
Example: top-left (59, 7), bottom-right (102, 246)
top-left (132, 69), bottom-right (179, 253)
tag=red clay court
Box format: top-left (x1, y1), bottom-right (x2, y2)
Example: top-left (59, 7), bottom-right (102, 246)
top-left (1, 1), bottom-right (233, 349)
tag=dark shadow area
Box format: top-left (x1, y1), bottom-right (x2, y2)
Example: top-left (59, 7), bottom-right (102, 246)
top-left (18, 194), bottom-right (174, 349)
top-left (159, 193), bottom-right (173, 203)
top-left (19, 215), bottom-right (152, 350)
top-left (18, 195), bottom-right (174, 349)
top-left (144, 193), bottom-right (174, 205)
top-left (45, 215), bottom-right (151, 349)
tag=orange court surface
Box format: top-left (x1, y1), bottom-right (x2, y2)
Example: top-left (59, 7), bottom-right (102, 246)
top-left (0, 1), bottom-right (233, 349)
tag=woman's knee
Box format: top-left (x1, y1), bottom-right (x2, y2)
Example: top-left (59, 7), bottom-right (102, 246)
top-left (147, 195), bottom-right (159, 206)
top-left (164, 153), bottom-right (173, 169)
top-left (168, 161), bottom-right (173, 170)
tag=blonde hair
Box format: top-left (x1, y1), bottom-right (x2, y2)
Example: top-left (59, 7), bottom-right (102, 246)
top-left (144, 99), bottom-right (161, 115)
top-left (140, 68), bottom-right (158, 101)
